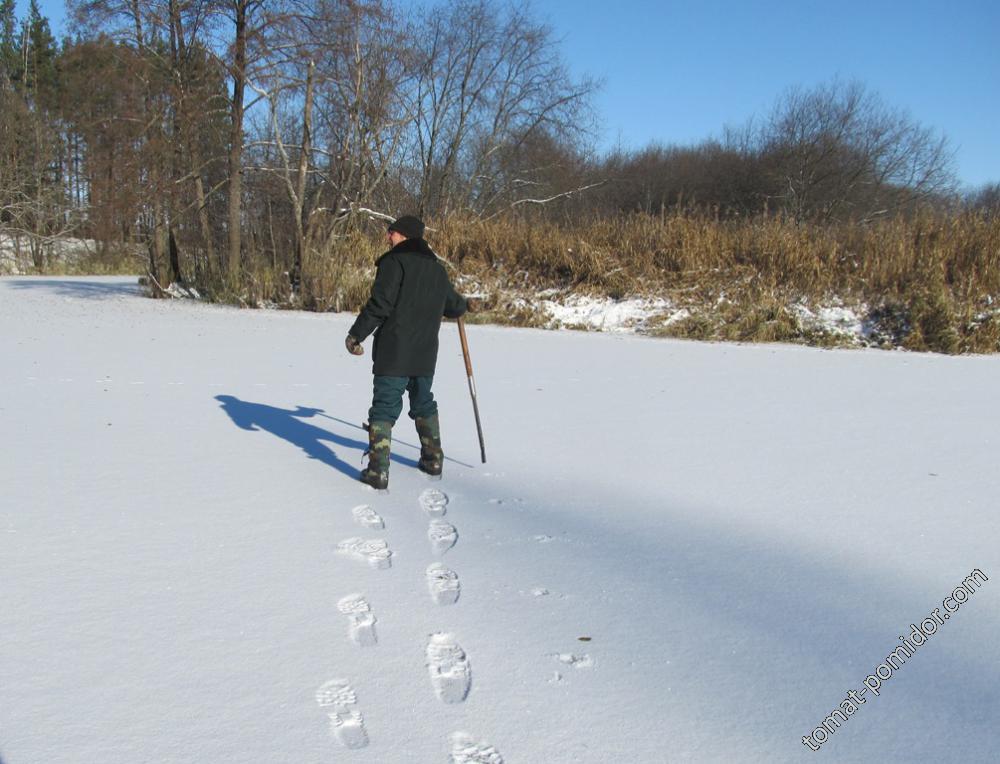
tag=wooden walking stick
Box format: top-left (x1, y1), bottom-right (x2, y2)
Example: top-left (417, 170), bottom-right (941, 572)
top-left (457, 316), bottom-right (486, 463)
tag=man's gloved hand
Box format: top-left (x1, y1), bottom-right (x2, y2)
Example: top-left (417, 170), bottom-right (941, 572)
top-left (345, 334), bottom-right (364, 356)
top-left (466, 297), bottom-right (483, 313)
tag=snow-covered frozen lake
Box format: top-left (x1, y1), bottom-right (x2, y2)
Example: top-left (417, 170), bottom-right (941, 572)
top-left (1, 276), bottom-right (998, 762)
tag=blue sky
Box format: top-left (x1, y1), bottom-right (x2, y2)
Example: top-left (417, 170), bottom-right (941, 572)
top-left (533, 0), bottom-right (1000, 188)
top-left (19, 0), bottom-right (1000, 187)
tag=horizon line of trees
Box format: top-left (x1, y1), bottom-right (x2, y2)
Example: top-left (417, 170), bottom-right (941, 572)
top-left (2, 0), bottom-right (997, 291)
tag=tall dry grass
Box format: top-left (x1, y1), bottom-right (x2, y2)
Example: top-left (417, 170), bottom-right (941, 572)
top-left (426, 210), bottom-right (1000, 353)
top-left (185, 208), bottom-right (1000, 354)
top-left (432, 211), bottom-right (999, 297)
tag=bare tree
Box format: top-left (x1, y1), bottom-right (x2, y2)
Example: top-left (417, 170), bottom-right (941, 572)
top-left (240, 0), bottom-right (414, 296)
top-left (69, 1), bottom-right (230, 285)
top-left (206, 0), bottom-right (288, 284)
top-left (757, 79), bottom-right (956, 221)
top-left (1, 5), bottom-right (79, 272)
top-left (0, 83), bottom-right (73, 271)
top-left (219, 0), bottom-right (256, 282)
top-left (167, 0), bottom-right (226, 280)
top-left (68, 1), bottom-right (179, 285)
top-left (408, 0), bottom-right (596, 218)
top-left (248, 55), bottom-right (316, 289)
top-left (967, 182), bottom-right (1000, 217)
top-left (310, 0), bottom-right (412, 214)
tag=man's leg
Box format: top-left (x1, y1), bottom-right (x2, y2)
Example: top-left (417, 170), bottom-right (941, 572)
top-left (362, 376), bottom-right (407, 489)
top-left (408, 376), bottom-right (443, 476)
top-left (370, 375), bottom-right (408, 425)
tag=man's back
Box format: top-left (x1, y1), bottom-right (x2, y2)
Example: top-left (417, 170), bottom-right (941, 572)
top-left (349, 237), bottom-right (466, 377)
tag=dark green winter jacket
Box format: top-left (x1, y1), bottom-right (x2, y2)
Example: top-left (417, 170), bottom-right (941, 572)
top-left (349, 238), bottom-right (468, 377)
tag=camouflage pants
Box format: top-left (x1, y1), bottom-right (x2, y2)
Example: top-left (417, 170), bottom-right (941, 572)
top-left (368, 375), bottom-right (437, 425)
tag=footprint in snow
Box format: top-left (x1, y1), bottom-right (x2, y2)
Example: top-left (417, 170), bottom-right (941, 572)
top-left (428, 520), bottom-right (458, 554)
top-left (337, 594), bottom-right (377, 646)
top-left (426, 633), bottom-right (471, 703)
top-left (315, 678), bottom-right (369, 749)
top-left (552, 652), bottom-right (594, 669)
top-left (449, 732), bottom-right (504, 764)
top-left (419, 487), bottom-right (449, 517)
top-left (426, 563), bottom-right (461, 605)
top-left (351, 504), bottom-right (384, 529)
top-left (337, 537), bottom-right (392, 569)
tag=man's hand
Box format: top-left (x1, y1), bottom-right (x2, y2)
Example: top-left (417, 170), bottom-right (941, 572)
top-left (345, 334), bottom-right (364, 356)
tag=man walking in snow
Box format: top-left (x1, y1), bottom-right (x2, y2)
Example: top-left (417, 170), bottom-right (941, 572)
top-left (345, 215), bottom-right (473, 490)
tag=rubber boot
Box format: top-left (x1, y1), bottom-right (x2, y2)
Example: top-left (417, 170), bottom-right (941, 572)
top-left (360, 421), bottom-right (392, 490)
top-left (415, 414), bottom-right (443, 477)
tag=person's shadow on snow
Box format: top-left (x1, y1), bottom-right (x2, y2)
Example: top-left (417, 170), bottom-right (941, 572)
top-left (214, 395), bottom-right (419, 480)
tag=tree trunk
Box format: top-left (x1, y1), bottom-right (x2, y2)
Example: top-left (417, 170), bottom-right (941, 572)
top-left (168, 226), bottom-right (182, 284)
top-left (290, 59), bottom-right (314, 293)
top-left (169, 0), bottom-right (215, 280)
top-left (226, 0), bottom-right (248, 285)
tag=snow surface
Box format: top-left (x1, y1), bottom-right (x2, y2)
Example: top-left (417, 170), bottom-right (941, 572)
top-left (540, 294), bottom-right (678, 332)
top-left (2, 276), bottom-right (999, 763)
top-left (792, 302), bottom-right (868, 340)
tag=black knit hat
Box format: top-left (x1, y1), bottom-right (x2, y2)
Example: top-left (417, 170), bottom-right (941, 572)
top-left (387, 214), bottom-right (425, 240)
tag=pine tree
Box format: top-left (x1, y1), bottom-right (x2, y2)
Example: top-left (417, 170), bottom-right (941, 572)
top-left (24, 0), bottom-right (58, 109)
top-left (0, 0), bottom-right (18, 87)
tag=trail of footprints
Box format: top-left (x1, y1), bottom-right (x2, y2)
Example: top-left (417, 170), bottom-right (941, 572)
top-left (321, 487), bottom-right (500, 760)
